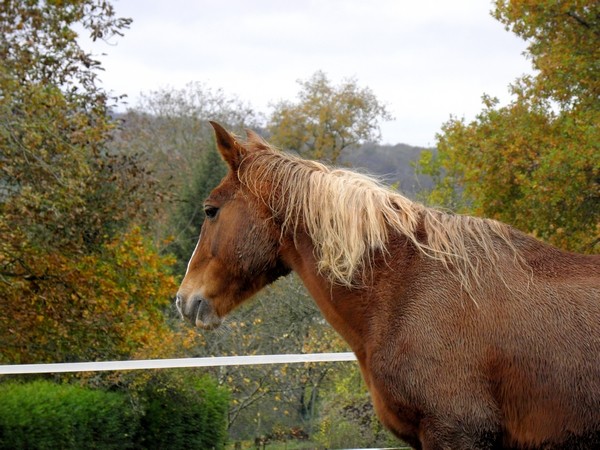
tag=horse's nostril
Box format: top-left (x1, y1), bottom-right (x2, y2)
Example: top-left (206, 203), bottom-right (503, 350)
top-left (184, 296), bottom-right (222, 329)
top-left (189, 296), bottom-right (203, 326)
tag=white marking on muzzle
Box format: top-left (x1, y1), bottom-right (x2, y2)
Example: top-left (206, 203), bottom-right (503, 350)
top-left (175, 295), bottom-right (183, 318)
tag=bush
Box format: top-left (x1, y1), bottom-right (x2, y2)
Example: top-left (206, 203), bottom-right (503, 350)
top-left (0, 374), bottom-right (230, 450)
top-left (0, 380), bottom-right (137, 449)
top-left (137, 373), bottom-right (230, 450)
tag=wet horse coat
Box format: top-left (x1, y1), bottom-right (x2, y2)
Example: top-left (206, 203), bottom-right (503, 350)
top-left (177, 122), bottom-right (600, 449)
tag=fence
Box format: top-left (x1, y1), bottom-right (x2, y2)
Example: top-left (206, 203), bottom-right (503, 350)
top-left (0, 353), bottom-right (412, 450)
top-left (0, 352), bottom-right (357, 375)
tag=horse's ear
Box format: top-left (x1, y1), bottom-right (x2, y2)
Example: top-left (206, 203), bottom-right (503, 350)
top-left (245, 128), bottom-right (268, 149)
top-left (209, 121), bottom-right (246, 170)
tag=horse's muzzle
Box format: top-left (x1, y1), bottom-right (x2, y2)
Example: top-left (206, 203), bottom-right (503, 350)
top-left (176, 294), bottom-right (222, 330)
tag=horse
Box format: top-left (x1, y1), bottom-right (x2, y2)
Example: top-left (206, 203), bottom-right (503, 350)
top-left (176, 121), bottom-right (600, 449)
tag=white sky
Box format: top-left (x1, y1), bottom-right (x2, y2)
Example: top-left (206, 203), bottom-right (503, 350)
top-left (84, 0), bottom-right (532, 147)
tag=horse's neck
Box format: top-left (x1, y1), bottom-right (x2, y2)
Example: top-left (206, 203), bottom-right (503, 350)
top-left (279, 232), bottom-right (371, 358)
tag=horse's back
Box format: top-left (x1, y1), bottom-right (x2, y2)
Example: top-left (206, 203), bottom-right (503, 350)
top-left (369, 236), bottom-right (600, 448)
top-left (515, 228), bottom-right (600, 280)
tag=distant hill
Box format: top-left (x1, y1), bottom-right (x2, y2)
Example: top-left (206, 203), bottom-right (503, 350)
top-left (340, 142), bottom-right (434, 199)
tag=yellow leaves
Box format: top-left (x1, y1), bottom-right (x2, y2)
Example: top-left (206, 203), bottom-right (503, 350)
top-left (495, 0), bottom-right (599, 109)
top-left (0, 0), bottom-right (181, 366)
top-left (425, 40), bottom-right (598, 253)
top-left (0, 225), bottom-right (183, 364)
top-left (279, 365), bottom-right (288, 377)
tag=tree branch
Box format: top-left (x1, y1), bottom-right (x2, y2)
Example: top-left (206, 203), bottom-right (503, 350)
top-left (565, 11), bottom-right (600, 37)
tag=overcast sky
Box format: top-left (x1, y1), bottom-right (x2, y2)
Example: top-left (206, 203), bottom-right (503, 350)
top-left (84, 0), bottom-right (533, 147)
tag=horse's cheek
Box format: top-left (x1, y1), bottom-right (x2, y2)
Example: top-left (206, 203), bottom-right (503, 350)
top-left (234, 221), bottom-right (276, 273)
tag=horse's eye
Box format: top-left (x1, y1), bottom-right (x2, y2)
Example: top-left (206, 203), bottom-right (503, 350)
top-left (204, 205), bottom-right (219, 219)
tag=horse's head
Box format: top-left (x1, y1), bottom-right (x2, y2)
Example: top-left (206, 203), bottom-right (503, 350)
top-left (176, 122), bottom-right (291, 329)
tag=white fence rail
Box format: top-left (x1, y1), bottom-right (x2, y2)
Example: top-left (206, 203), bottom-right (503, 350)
top-left (0, 352), bottom-right (357, 375)
top-left (0, 353), bottom-right (415, 449)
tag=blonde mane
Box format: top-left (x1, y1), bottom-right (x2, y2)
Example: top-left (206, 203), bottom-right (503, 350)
top-left (239, 141), bottom-right (524, 292)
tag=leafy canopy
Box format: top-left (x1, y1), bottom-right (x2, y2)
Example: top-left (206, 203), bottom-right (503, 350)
top-left (420, 0), bottom-right (599, 253)
top-left (268, 71), bottom-right (392, 164)
top-left (0, 0), bottom-right (181, 364)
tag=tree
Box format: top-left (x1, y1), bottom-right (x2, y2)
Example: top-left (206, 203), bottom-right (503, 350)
top-left (0, 1), bottom-right (142, 254)
top-left (315, 364), bottom-right (398, 449)
top-left (420, 0), bottom-right (599, 253)
top-left (114, 83), bottom-right (260, 186)
top-left (493, 0), bottom-right (599, 110)
top-left (0, 0), bottom-right (131, 110)
top-left (268, 71), bottom-right (392, 164)
top-left (0, 1), bottom-right (182, 364)
top-left (168, 140), bottom-right (228, 275)
top-left (0, 227), bottom-right (182, 364)
top-left (111, 83), bottom-right (261, 244)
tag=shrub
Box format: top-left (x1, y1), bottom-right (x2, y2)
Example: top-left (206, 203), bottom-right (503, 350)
top-left (136, 373), bottom-right (230, 450)
top-left (0, 374), bottom-right (230, 449)
top-left (0, 380), bottom-right (137, 449)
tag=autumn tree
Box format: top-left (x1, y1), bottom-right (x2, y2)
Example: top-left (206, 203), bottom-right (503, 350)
top-left (268, 71), bottom-right (392, 164)
top-left (420, 0), bottom-right (599, 253)
top-left (0, 1), bottom-right (181, 363)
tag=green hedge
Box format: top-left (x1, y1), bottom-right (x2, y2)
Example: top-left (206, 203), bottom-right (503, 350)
top-left (0, 375), bottom-right (230, 450)
top-left (138, 374), bottom-right (229, 450)
top-left (0, 380), bottom-right (136, 449)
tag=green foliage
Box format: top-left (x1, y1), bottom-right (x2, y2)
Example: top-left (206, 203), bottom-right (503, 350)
top-left (0, 1), bottom-right (139, 252)
top-left (0, 0), bottom-right (131, 109)
top-left (493, 0), bottom-right (599, 110)
top-left (420, 0), bottom-right (599, 253)
top-left (0, 1), bottom-right (153, 255)
top-left (0, 380), bottom-right (137, 450)
top-left (169, 141), bottom-right (228, 274)
top-left (1, 75), bottom-right (136, 255)
top-left (314, 364), bottom-right (399, 449)
top-left (0, 376), bottom-right (231, 450)
top-left (136, 373), bottom-right (230, 450)
top-left (0, 0), bottom-right (180, 365)
top-left (268, 71), bottom-right (392, 163)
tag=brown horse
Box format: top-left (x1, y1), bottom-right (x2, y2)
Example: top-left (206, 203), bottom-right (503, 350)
top-left (176, 122), bottom-right (600, 449)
